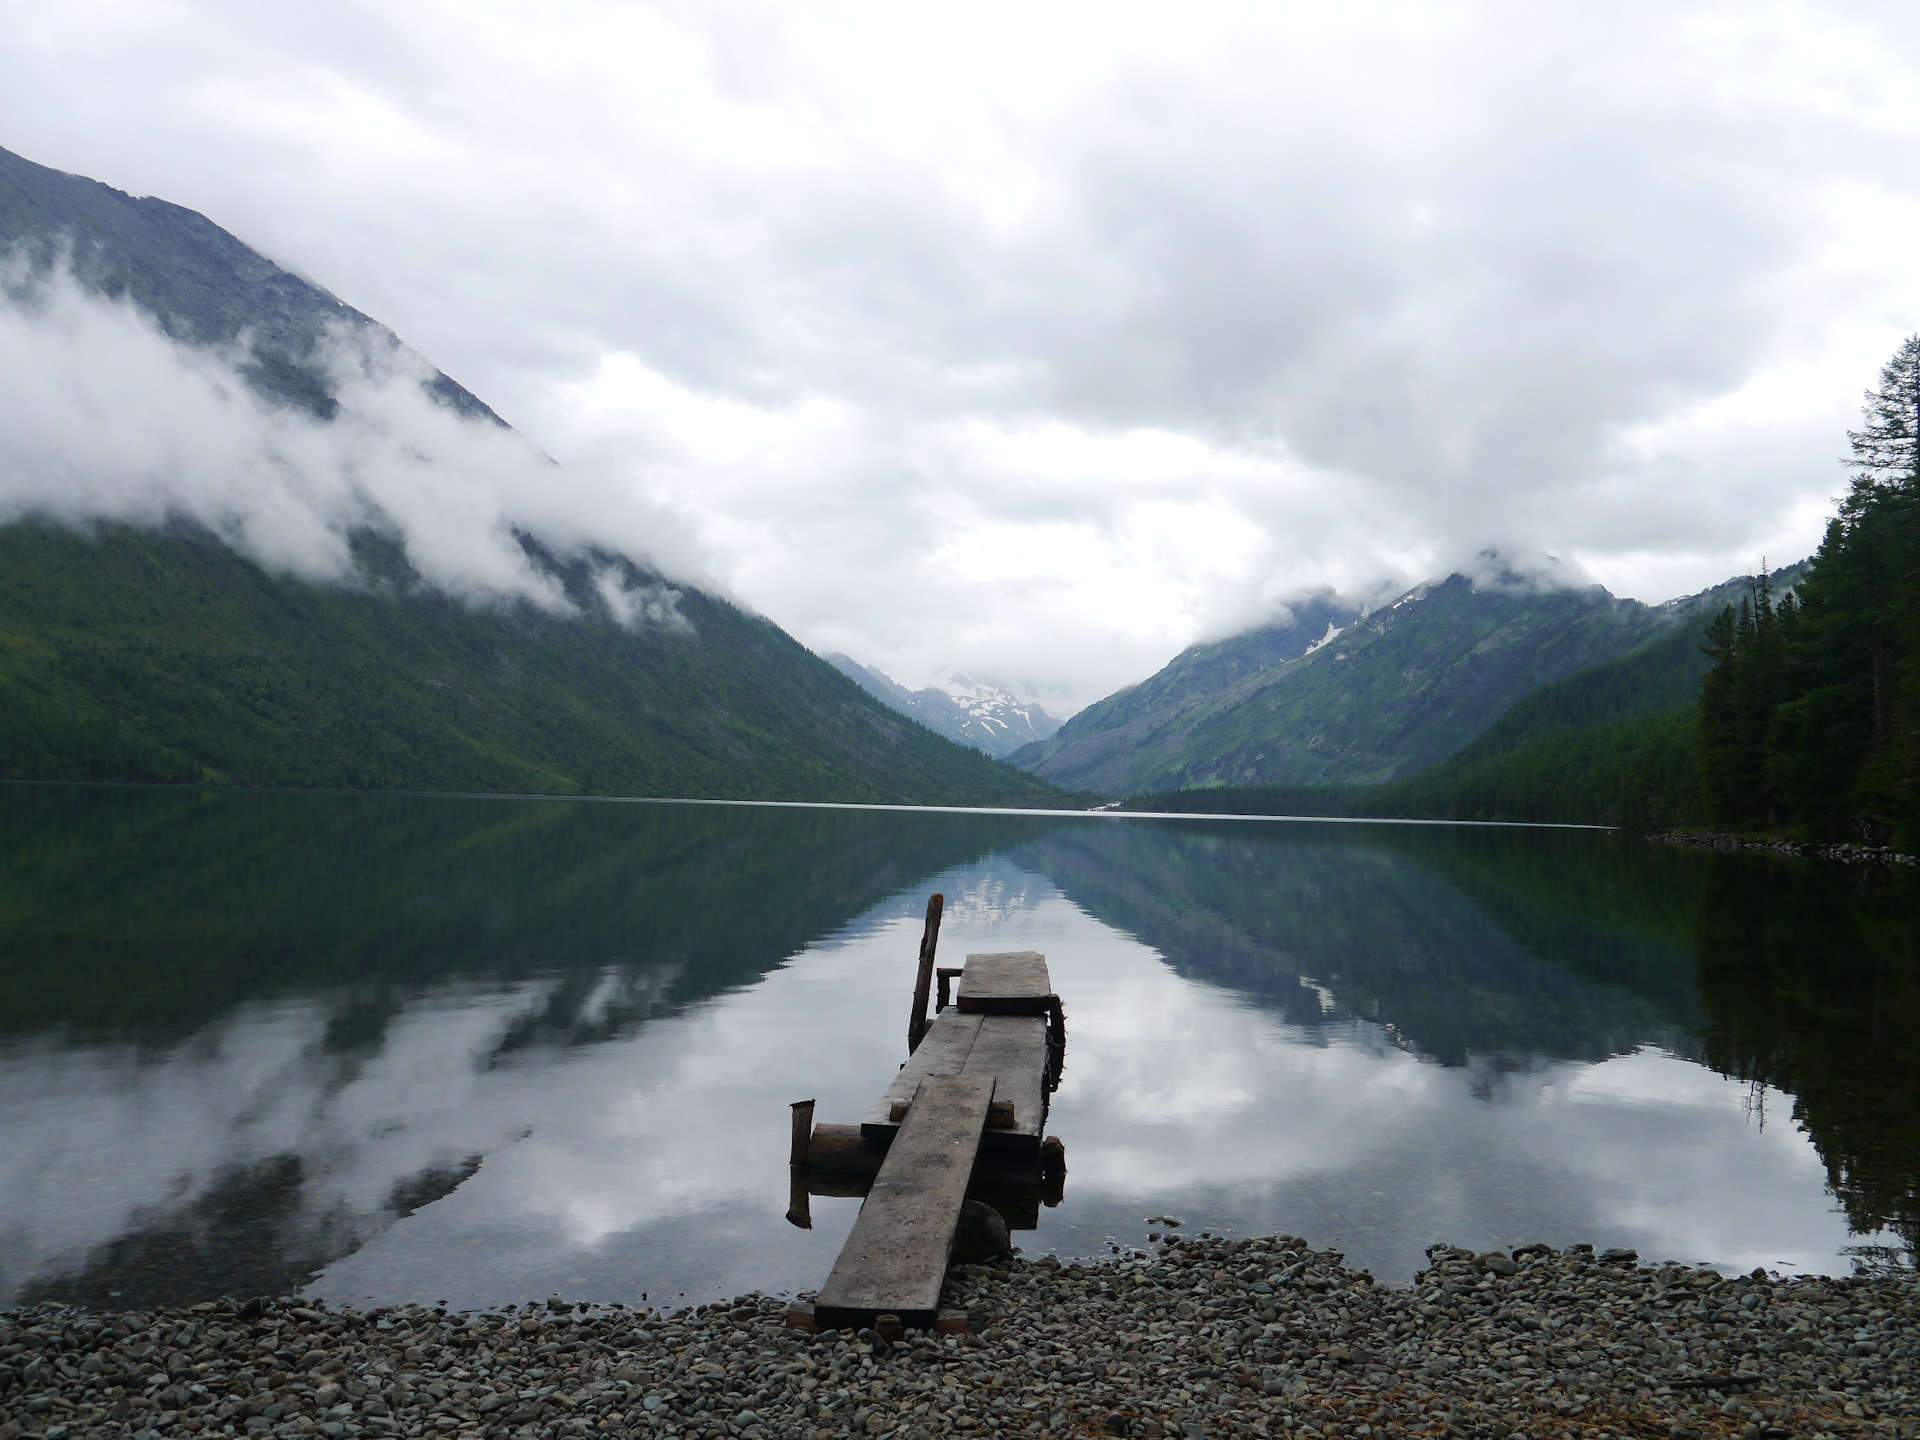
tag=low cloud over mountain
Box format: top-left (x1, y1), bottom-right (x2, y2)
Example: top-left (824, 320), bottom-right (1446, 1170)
top-left (0, 261), bottom-right (706, 614)
top-left (5, 3), bottom-right (1915, 712)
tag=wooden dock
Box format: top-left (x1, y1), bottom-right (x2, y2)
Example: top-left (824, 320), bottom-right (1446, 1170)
top-left (788, 904), bottom-right (1066, 1334)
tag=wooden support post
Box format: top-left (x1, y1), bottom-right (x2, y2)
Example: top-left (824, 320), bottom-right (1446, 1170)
top-left (907, 893), bottom-right (944, 1053)
top-left (1040, 1134), bottom-right (1067, 1179)
top-left (790, 1099), bottom-right (816, 1168)
top-left (1040, 1134), bottom-right (1067, 1208)
top-left (786, 1169), bottom-right (813, 1229)
top-left (935, 967), bottom-right (962, 1012)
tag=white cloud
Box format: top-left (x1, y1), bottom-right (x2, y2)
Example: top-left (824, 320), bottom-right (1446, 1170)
top-left (0, 262), bottom-right (707, 608)
top-left (3, 0), bottom-right (1919, 710)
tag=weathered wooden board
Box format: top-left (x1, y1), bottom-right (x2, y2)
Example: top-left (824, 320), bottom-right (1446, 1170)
top-left (955, 951), bottom-right (1054, 1014)
top-left (962, 1014), bottom-right (1049, 1151)
top-left (861, 1009), bottom-right (983, 1140)
top-left (860, 1008), bottom-right (1046, 1159)
top-left (814, 1073), bottom-right (994, 1330)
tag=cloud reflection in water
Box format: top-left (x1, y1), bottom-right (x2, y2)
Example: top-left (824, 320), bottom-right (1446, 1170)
top-left (0, 792), bottom-right (1907, 1310)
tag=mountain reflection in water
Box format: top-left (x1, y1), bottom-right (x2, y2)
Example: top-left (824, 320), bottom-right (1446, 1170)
top-left (0, 785), bottom-right (1913, 1310)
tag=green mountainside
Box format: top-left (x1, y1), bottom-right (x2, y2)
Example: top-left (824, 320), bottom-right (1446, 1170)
top-left (1123, 707), bottom-right (1702, 827)
top-left (1009, 591), bottom-right (1361, 786)
top-left (0, 145), bottom-right (1074, 807)
top-left (1120, 565), bottom-right (1804, 826)
top-left (1016, 568), bottom-right (1683, 795)
top-left (0, 518), bottom-right (1069, 805)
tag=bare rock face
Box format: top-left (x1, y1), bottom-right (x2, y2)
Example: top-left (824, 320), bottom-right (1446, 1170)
top-left (951, 1201), bottom-right (1011, 1260)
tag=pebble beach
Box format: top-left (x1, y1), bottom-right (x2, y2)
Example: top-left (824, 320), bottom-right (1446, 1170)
top-left (4, 1230), bottom-right (1915, 1440)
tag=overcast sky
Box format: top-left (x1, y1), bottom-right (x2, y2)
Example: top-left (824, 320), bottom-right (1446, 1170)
top-left (4, 0), bottom-right (1919, 713)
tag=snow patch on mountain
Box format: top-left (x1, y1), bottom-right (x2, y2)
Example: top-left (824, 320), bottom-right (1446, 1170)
top-left (824, 655), bottom-right (1062, 759)
top-left (1301, 620), bottom-right (1347, 657)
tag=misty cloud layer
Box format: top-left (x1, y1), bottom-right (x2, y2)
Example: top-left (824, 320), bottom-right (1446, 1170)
top-left (0, 264), bottom-right (705, 615)
top-left (3, 0), bottom-right (1918, 709)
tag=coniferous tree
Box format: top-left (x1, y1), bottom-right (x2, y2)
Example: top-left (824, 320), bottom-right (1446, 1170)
top-left (1845, 334), bottom-right (1920, 487)
top-left (1700, 334), bottom-right (1920, 842)
top-left (1697, 602), bottom-right (1744, 821)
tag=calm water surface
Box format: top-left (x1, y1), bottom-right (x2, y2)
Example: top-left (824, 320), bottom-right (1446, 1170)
top-left (1, 785), bottom-right (1915, 1311)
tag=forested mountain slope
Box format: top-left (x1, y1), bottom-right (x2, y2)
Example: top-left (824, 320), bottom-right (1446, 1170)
top-left (0, 146), bottom-right (1069, 805)
top-left (0, 519), bottom-right (1069, 804)
top-left (1015, 571), bottom-right (1676, 794)
top-left (1009, 591), bottom-right (1361, 791)
top-left (1118, 564), bottom-right (1804, 827)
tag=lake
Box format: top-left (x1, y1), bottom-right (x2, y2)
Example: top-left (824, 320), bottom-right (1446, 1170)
top-left (1, 784), bottom-right (1914, 1314)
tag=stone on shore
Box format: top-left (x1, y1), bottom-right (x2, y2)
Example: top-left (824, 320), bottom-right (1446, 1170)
top-left (2, 1233), bottom-right (1915, 1440)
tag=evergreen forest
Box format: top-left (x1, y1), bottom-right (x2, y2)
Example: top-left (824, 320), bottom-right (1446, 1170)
top-left (0, 519), bottom-right (1071, 808)
top-left (1697, 336), bottom-right (1920, 843)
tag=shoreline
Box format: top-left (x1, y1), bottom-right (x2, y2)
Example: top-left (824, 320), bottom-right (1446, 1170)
top-left (1650, 830), bottom-right (1918, 866)
top-left (3, 1234), bottom-right (1914, 1440)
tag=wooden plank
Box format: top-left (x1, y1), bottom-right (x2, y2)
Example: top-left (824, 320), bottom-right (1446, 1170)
top-left (961, 1014), bottom-right (1049, 1159)
top-left (861, 1008), bottom-right (982, 1140)
top-left (814, 1074), bottom-right (995, 1330)
top-left (955, 951), bottom-right (1054, 1014)
top-left (864, 1010), bottom-right (1048, 1157)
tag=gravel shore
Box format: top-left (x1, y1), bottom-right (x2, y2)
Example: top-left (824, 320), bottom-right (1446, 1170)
top-left (3, 1233), bottom-right (1914, 1440)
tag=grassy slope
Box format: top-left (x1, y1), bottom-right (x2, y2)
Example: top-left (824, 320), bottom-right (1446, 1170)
top-left (0, 519), bottom-right (1074, 806)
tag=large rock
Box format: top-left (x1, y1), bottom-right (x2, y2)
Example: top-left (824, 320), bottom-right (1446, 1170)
top-left (952, 1200), bottom-right (1011, 1260)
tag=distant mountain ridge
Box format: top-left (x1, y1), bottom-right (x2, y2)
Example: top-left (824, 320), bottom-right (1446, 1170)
top-left (825, 654), bottom-right (1062, 759)
top-left (0, 145), bottom-right (1072, 807)
top-left (1012, 563), bottom-right (1772, 796)
top-left (0, 144), bottom-right (497, 423)
top-left (1120, 562), bottom-right (1808, 828)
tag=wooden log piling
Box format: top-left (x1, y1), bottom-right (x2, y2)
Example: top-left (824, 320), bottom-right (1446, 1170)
top-left (789, 1099), bottom-right (815, 1168)
top-left (907, 893), bottom-right (944, 1052)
